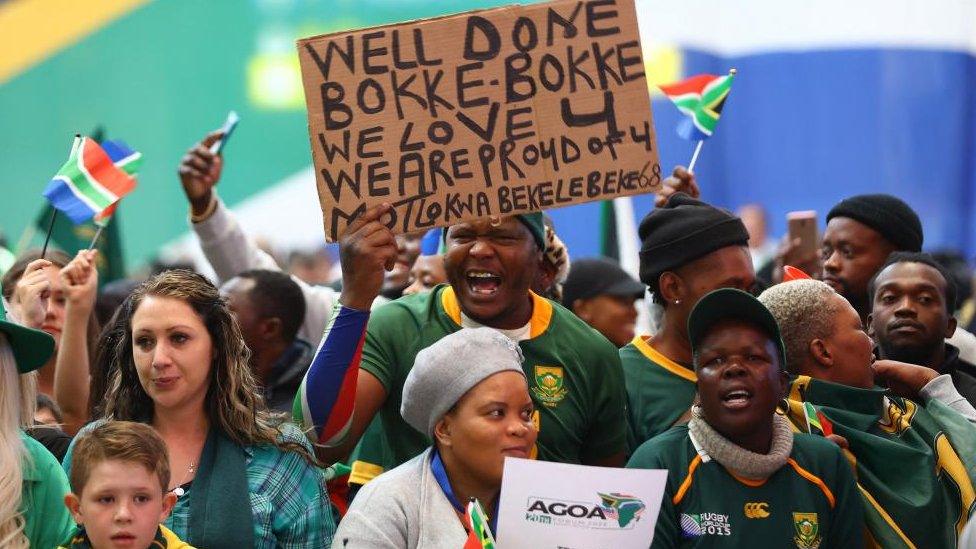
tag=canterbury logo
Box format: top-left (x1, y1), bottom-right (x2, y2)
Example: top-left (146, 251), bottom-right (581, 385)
top-left (744, 502), bottom-right (770, 519)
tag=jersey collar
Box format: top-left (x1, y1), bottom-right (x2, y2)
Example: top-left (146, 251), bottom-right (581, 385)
top-left (440, 285), bottom-right (552, 339)
top-left (631, 335), bottom-right (697, 383)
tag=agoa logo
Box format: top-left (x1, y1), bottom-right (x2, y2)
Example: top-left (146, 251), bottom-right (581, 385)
top-left (524, 493), bottom-right (645, 530)
top-left (744, 502), bottom-right (770, 519)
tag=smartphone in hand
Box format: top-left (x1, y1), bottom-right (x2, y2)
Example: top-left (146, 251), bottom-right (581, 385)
top-left (210, 111), bottom-right (240, 155)
top-left (786, 210), bottom-right (818, 259)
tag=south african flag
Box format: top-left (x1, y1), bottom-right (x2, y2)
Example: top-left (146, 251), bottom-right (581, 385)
top-left (659, 71), bottom-right (736, 141)
top-left (42, 136), bottom-right (136, 224)
top-left (463, 498), bottom-right (496, 549)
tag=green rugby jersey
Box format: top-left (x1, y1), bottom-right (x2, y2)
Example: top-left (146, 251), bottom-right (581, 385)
top-left (628, 426), bottom-right (863, 548)
top-left (347, 417), bottom-right (392, 487)
top-left (621, 336), bottom-right (697, 451)
top-left (357, 284), bottom-right (627, 474)
top-left (784, 375), bottom-right (976, 548)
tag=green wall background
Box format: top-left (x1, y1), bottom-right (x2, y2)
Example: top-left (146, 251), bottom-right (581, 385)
top-left (0, 0), bottom-right (519, 268)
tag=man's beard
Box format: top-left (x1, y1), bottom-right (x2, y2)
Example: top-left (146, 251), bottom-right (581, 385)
top-left (878, 339), bottom-right (940, 366)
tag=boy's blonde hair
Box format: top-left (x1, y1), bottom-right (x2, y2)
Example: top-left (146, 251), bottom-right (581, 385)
top-left (70, 421), bottom-right (170, 495)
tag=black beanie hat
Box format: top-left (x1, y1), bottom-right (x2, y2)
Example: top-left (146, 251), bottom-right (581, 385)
top-left (637, 193), bottom-right (750, 286)
top-left (826, 194), bottom-right (923, 252)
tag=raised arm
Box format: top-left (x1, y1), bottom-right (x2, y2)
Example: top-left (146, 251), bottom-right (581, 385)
top-left (9, 259), bottom-right (53, 331)
top-left (178, 130), bottom-right (337, 342)
top-left (54, 250), bottom-right (98, 434)
top-left (293, 204), bottom-right (397, 463)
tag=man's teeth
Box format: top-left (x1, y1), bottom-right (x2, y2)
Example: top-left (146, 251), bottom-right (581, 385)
top-left (469, 272), bottom-right (496, 278)
top-left (724, 391), bottom-right (750, 401)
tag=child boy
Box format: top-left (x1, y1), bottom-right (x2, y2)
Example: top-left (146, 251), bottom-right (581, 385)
top-left (60, 421), bottom-right (194, 549)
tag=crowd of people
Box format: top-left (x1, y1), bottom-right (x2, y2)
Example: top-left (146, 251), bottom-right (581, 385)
top-left (1, 126), bottom-right (975, 549)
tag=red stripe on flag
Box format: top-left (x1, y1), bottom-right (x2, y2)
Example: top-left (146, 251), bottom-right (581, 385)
top-left (318, 329), bottom-right (367, 444)
top-left (463, 531), bottom-right (481, 549)
top-left (658, 74), bottom-right (721, 98)
top-left (816, 410), bottom-right (834, 436)
top-left (81, 139), bottom-right (136, 199)
top-left (462, 512), bottom-right (481, 549)
top-left (95, 202), bottom-right (119, 222)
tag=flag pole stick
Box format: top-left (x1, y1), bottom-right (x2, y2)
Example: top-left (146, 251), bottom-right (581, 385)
top-left (88, 225), bottom-right (104, 251)
top-left (687, 140), bottom-right (704, 173)
top-left (40, 210), bottom-right (57, 259)
top-left (42, 134), bottom-right (83, 259)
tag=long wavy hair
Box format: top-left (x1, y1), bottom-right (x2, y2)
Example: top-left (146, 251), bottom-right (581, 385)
top-left (89, 296), bottom-right (131, 419)
top-left (102, 270), bottom-right (315, 465)
top-left (0, 334), bottom-right (34, 548)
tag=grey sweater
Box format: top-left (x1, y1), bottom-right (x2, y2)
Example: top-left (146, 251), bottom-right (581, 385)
top-left (333, 449), bottom-right (468, 548)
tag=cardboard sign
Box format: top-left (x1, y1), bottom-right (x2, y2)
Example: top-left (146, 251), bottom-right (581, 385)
top-left (496, 457), bottom-right (667, 549)
top-left (297, 0), bottom-right (660, 241)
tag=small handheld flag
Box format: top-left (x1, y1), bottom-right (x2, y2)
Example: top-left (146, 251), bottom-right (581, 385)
top-left (659, 69), bottom-right (736, 172)
top-left (92, 140), bottom-right (143, 227)
top-left (463, 498), bottom-right (496, 549)
top-left (43, 137), bottom-right (136, 225)
top-left (89, 139), bottom-right (142, 249)
top-left (41, 135), bottom-right (82, 258)
top-left (659, 70), bottom-right (736, 141)
top-left (803, 401), bottom-right (834, 437)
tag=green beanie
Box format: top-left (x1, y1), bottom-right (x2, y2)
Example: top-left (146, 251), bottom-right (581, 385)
top-left (441, 212), bottom-right (547, 251)
top-left (517, 212), bottom-right (547, 250)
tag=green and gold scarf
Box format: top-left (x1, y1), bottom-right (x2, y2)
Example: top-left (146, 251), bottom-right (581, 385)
top-left (782, 375), bottom-right (976, 548)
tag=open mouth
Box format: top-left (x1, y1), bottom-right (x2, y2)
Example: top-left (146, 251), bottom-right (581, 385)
top-left (466, 270), bottom-right (502, 296)
top-left (721, 389), bottom-right (753, 410)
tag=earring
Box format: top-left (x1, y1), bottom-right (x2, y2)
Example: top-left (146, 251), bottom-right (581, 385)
top-left (674, 299), bottom-right (681, 305)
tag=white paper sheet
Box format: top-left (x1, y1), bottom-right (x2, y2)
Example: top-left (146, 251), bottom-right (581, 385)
top-left (496, 458), bottom-right (668, 549)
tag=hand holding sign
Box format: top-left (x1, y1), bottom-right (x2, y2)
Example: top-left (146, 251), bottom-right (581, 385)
top-left (297, 0), bottom-right (661, 242)
top-left (338, 203), bottom-right (399, 311)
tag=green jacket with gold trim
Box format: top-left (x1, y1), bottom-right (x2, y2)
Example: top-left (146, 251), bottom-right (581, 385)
top-left (353, 284), bottom-right (627, 481)
top-left (620, 335), bottom-right (697, 452)
top-left (628, 425), bottom-right (864, 548)
top-left (783, 375), bottom-right (976, 548)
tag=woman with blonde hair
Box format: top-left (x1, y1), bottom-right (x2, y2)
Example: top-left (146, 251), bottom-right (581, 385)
top-left (64, 269), bottom-right (334, 548)
top-left (0, 292), bottom-right (74, 547)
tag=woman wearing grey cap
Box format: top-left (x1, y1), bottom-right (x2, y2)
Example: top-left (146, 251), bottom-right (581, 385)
top-left (334, 327), bottom-right (537, 548)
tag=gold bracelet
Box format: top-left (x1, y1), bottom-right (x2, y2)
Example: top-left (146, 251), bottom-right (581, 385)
top-left (189, 195), bottom-right (218, 223)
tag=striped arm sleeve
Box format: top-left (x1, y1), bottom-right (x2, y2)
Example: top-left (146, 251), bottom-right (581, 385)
top-left (293, 303), bottom-right (370, 448)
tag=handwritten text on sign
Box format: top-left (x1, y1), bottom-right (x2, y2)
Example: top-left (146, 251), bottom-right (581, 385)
top-left (298, 0), bottom-right (660, 241)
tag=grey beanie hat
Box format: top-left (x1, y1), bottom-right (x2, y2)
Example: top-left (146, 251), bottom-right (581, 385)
top-left (401, 327), bottom-right (526, 437)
